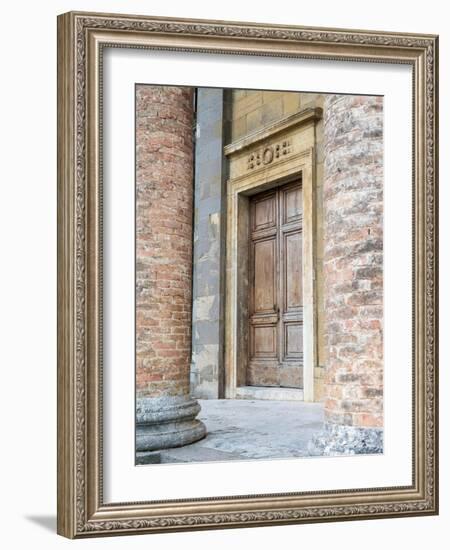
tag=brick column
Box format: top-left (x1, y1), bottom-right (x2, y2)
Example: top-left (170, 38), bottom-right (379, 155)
top-left (313, 95), bottom-right (383, 454)
top-left (135, 85), bottom-right (206, 457)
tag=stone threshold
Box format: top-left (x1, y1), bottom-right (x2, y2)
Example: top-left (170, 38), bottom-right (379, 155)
top-left (235, 386), bottom-right (304, 401)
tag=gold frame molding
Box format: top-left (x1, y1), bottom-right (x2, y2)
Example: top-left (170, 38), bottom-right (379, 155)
top-left (57, 10), bottom-right (439, 538)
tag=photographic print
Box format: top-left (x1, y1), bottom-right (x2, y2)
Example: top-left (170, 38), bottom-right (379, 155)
top-left (135, 85), bottom-right (384, 465)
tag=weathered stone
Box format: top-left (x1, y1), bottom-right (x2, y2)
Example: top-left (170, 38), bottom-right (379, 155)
top-left (136, 395), bottom-right (206, 452)
top-left (190, 88), bottom-right (227, 399)
top-left (308, 423), bottom-right (383, 456)
top-left (135, 452), bottom-right (161, 465)
top-left (157, 399), bottom-right (324, 462)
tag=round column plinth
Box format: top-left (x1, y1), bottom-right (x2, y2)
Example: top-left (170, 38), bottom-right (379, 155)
top-left (136, 395), bottom-right (207, 452)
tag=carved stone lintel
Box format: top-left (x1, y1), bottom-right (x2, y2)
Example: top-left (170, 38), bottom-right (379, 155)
top-left (247, 139), bottom-right (291, 170)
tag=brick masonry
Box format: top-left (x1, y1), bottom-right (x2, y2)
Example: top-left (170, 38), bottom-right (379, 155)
top-left (320, 94), bottom-right (384, 448)
top-left (135, 85), bottom-right (195, 399)
top-left (135, 85), bottom-right (206, 453)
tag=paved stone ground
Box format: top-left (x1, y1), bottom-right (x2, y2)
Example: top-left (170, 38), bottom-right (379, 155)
top-left (158, 399), bottom-right (324, 463)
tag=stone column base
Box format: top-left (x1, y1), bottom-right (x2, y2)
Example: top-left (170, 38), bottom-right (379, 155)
top-left (308, 423), bottom-right (383, 456)
top-left (136, 395), bottom-right (207, 452)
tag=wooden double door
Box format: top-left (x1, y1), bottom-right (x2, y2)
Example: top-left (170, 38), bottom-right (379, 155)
top-left (248, 181), bottom-right (304, 389)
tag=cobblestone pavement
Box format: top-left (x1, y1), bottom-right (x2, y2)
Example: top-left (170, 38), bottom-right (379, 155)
top-left (158, 399), bottom-right (324, 463)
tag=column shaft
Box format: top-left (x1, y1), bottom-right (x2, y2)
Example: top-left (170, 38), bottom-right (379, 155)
top-left (135, 85), bottom-right (206, 455)
top-left (315, 94), bottom-right (384, 454)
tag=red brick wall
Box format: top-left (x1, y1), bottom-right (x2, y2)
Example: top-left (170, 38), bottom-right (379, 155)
top-left (322, 95), bottom-right (384, 428)
top-left (135, 85), bottom-right (194, 398)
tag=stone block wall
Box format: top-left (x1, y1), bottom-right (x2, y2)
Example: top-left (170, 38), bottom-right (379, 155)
top-left (190, 89), bottom-right (229, 399)
top-left (231, 89), bottom-right (309, 141)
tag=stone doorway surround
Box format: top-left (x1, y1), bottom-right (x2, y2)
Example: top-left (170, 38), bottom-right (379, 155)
top-left (224, 107), bottom-right (322, 402)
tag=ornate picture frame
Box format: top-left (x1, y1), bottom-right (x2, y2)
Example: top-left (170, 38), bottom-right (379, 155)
top-left (57, 11), bottom-right (438, 538)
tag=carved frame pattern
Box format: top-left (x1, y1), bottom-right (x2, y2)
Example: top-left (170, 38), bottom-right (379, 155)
top-left (57, 11), bottom-right (438, 538)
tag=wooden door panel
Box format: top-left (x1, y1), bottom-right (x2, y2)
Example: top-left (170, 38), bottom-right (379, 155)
top-left (251, 325), bottom-right (277, 358)
top-left (252, 237), bottom-right (276, 313)
top-left (248, 181), bottom-right (303, 389)
top-left (282, 184), bottom-right (302, 224)
top-left (280, 365), bottom-right (304, 388)
top-left (279, 182), bottom-right (304, 389)
top-left (252, 192), bottom-right (276, 231)
top-left (283, 230), bottom-right (303, 312)
top-left (247, 363), bottom-right (280, 387)
top-left (283, 322), bottom-right (304, 360)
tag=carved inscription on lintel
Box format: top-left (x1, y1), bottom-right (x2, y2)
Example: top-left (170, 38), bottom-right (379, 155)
top-left (247, 139), bottom-right (292, 170)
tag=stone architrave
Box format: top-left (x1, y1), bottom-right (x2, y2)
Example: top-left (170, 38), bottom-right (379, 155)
top-left (135, 85), bottom-right (206, 456)
top-left (312, 94), bottom-right (384, 455)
